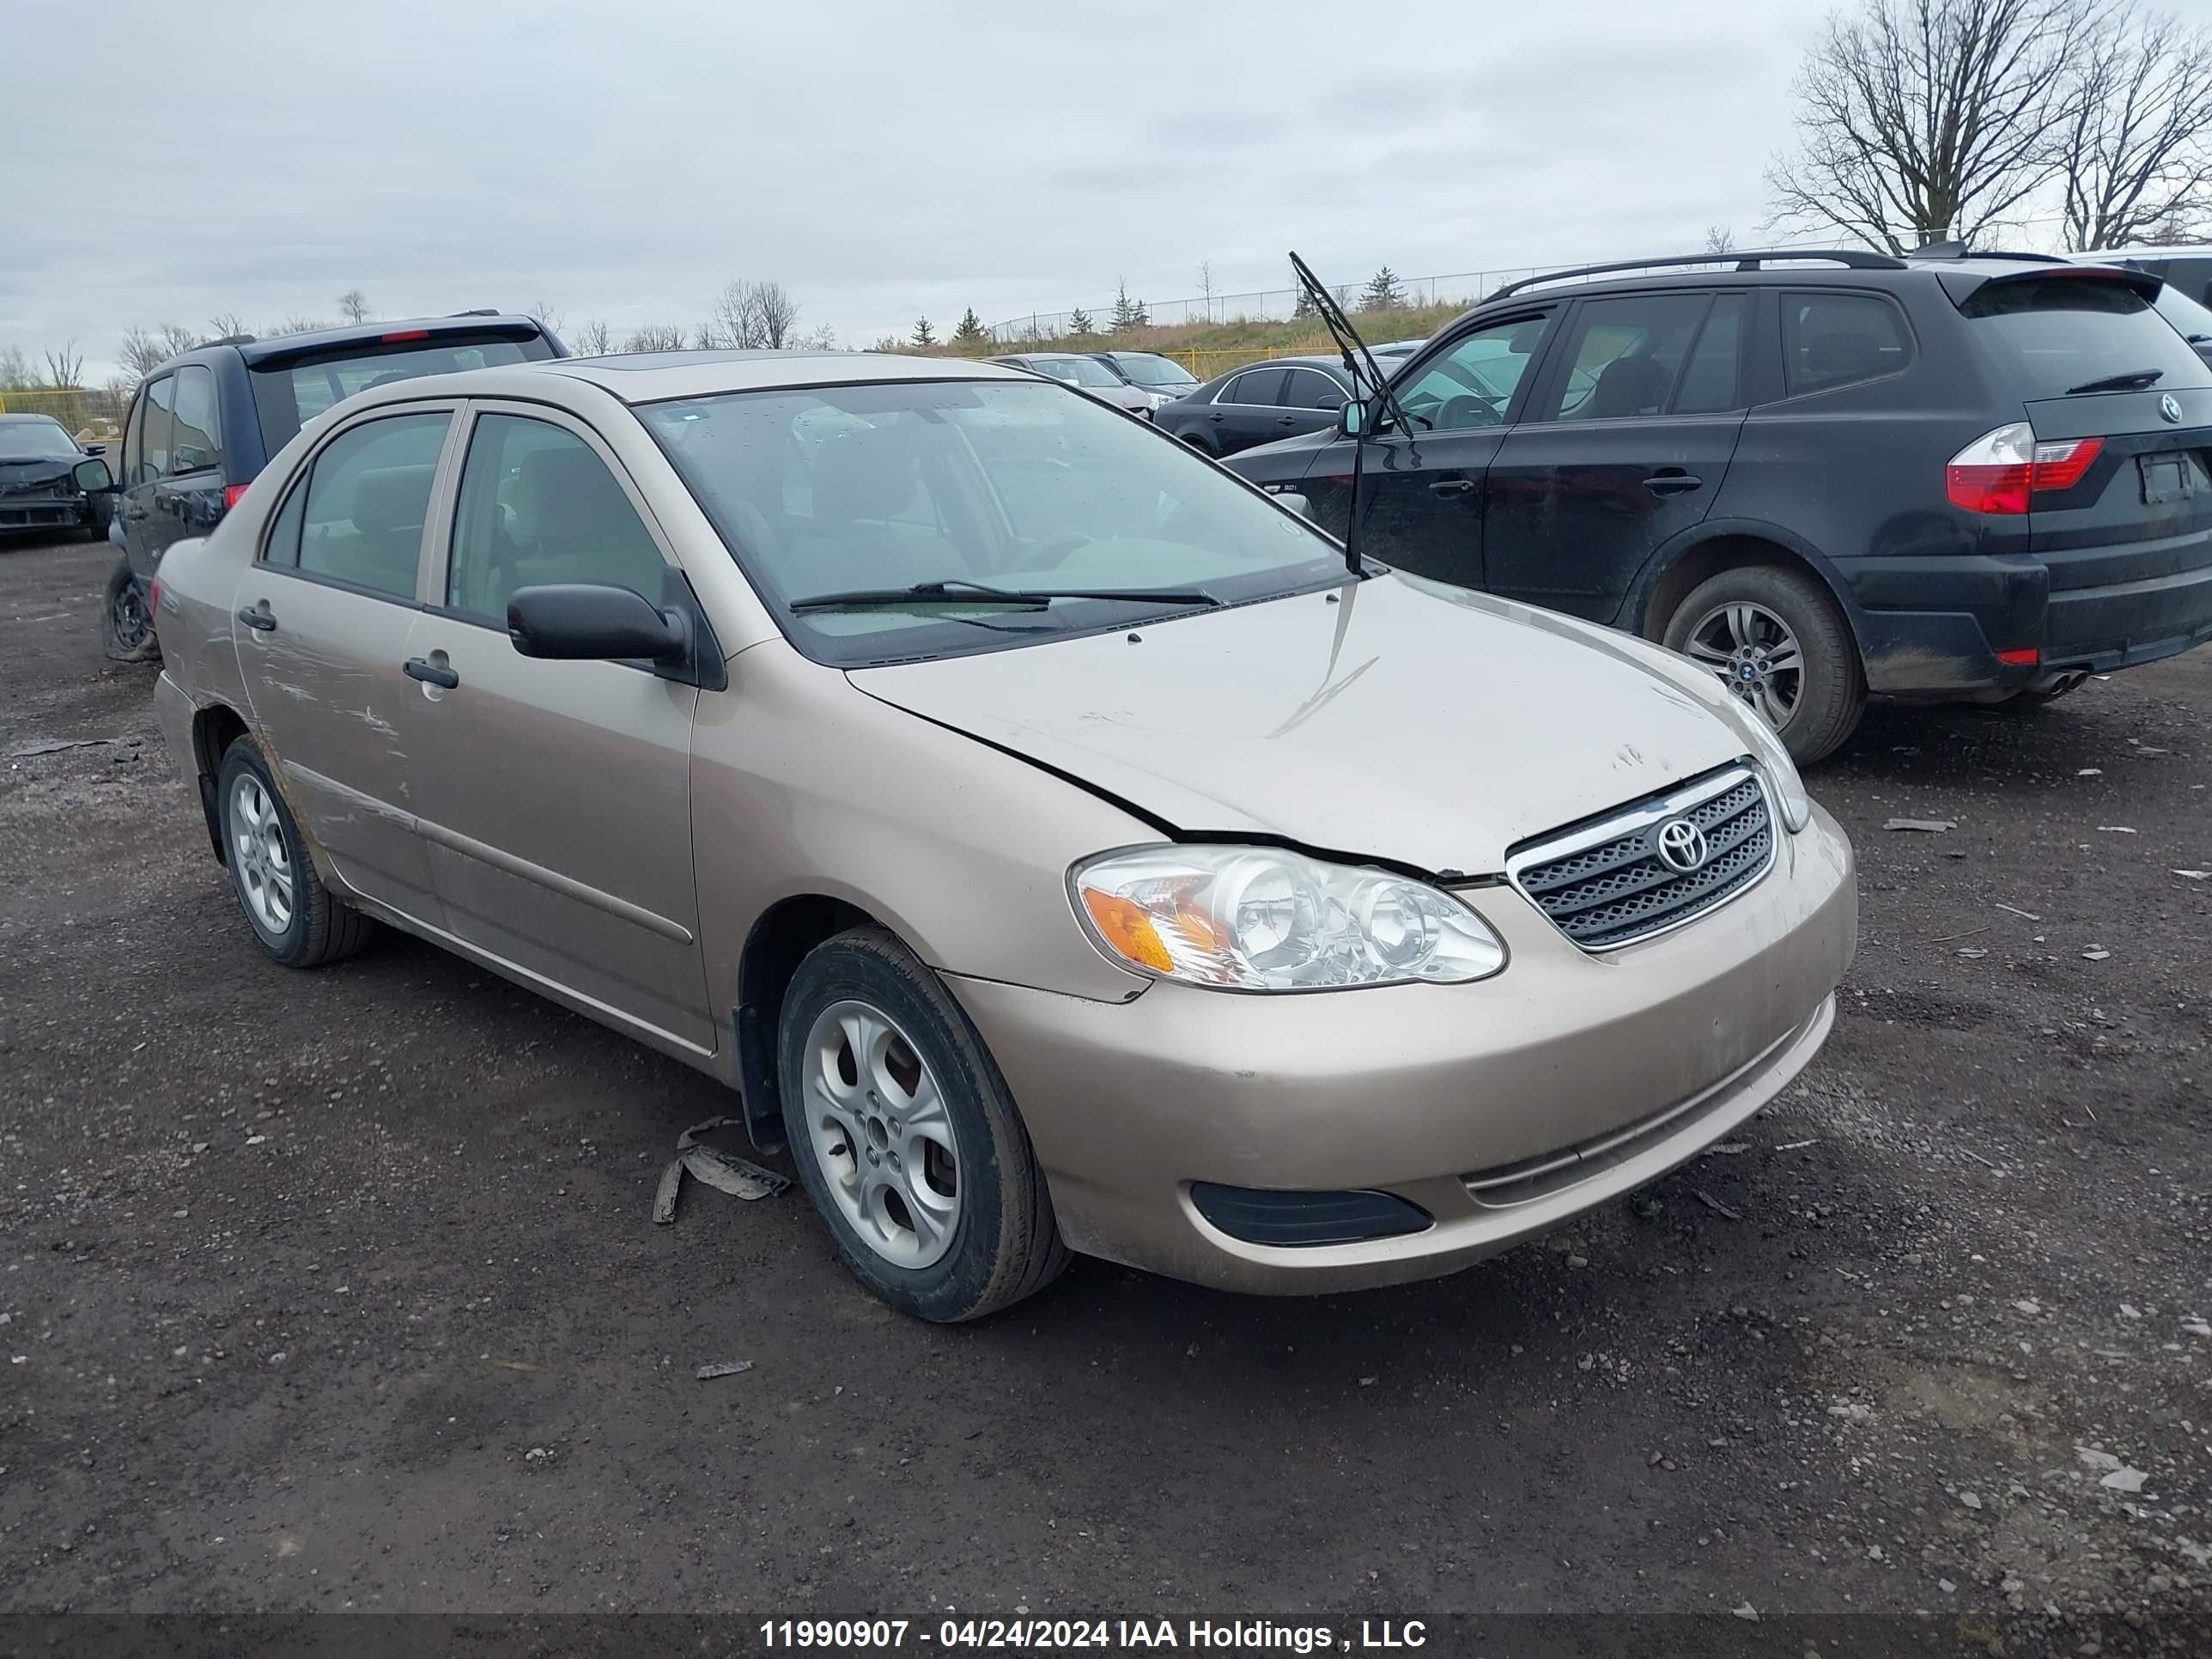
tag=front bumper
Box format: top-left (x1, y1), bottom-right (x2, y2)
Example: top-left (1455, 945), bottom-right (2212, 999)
top-left (1847, 538), bottom-right (2212, 694)
top-left (0, 495), bottom-right (95, 532)
top-left (948, 805), bottom-right (1855, 1294)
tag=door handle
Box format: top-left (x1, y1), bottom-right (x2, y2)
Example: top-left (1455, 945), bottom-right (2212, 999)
top-left (1206, 412), bottom-right (1224, 422)
top-left (1276, 415), bottom-right (1297, 425)
top-left (404, 657), bottom-right (459, 690)
top-left (237, 606), bottom-right (276, 631)
top-left (1427, 478), bottom-right (1477, 496)
top-left (1643, 472), bottom-right (1703, 495)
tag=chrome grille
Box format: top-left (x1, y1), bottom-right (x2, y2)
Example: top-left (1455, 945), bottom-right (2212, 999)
top-left (1506, 765), bottom-right (1775, 951)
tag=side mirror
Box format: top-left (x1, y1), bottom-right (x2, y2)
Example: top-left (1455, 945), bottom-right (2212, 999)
top-left (1336, 399), bottom-right (1365, 437)
top-left (507, 583), bottom-right (686, 664)
top-left (1271, 490), bottom-right (1312, 519)
top-left (72, 458), bottom-right (114, 493)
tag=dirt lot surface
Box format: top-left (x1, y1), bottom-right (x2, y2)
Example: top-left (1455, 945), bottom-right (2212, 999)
top-left (3, 534), bottom-right (2209, 1651)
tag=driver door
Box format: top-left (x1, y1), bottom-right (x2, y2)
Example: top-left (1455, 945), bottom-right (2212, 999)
top-left (1298, 311), bottom-right (1558, 588)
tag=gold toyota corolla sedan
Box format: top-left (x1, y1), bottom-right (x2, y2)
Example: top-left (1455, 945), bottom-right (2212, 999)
top-left (131, 349), bottom-right (1855, 1321)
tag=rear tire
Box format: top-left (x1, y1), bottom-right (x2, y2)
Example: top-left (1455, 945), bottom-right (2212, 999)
top-left (216, 737), bottom-right (374, 968)
top-left (777, 927), bottom-right (1068, 1322)
top-left (103, 560), bottom-right (157, 662)
top-left (1662, 564), bottom-right (1864, 766)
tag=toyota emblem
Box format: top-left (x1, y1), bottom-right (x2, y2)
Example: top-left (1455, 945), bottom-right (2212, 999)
top-left (1656, 817), bottom-right (1710, 873)
top-left (2160, 393), bottom-right (2184, 425)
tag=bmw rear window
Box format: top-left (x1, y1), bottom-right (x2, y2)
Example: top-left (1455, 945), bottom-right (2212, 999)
top-left (249, 332), bottom-right (556, 448)
top-left (1960, 276), bottom-right (2212, 399)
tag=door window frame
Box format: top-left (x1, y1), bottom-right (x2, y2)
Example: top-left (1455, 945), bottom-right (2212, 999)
top-left (251, 399), bottom-right (467, 608)
top-left (167, 363), bottom-right (224, 477)
top-left (120, 386), bottom-right (147, 486)
top-left (1518, 290), bottom-right (1734, 428)
top-left (1773, 286), bottom-right (1918, 400)
top-left (426, 398), bottom-right (686, 636)
top-left (1372, 307), bottom-right (1559, 438)
top-left (138, 374), bottom-right (177, 483)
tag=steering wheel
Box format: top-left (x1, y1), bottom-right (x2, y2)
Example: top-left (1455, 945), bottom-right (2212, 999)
top-left (1027, 531), bottom-right (1097, 568)
top-left (1437, 394), bottom-right (1500, 430)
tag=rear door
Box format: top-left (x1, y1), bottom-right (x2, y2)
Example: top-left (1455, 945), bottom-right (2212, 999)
top-left (1962, 270), bottom-right (2212, 655)
top-left (1481, 290), bottom-right (1748, 622)
top-left (118, 373), bottom-right (173, 578)
top-left (231, 405), bottom-right (458, 921)
top-left (148, 364), bottom-right (230, 557)
top-left (404, 403), bottom-right (711, 1053)
top-left (1202, 368), bottom-right (1289, 453)
top-left (1276, 366), bottom-right (1352, 443)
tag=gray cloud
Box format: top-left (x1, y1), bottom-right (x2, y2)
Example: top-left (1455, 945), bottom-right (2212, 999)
top-left (3, 0), bottom-right (1833, 371)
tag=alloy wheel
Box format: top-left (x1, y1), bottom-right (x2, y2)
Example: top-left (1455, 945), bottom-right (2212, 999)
top-left (229, 773), bottom-right (295, 937)
top-left (111, 582), bottom-right (152, 652)
top-left (1683, 601), bottom-right (1802, 731)
top-left (802, 999), bottom-right (962, 1269)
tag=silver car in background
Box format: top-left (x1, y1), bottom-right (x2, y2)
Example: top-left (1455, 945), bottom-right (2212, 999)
top-left (985, 351), bottom-right (1168, 416)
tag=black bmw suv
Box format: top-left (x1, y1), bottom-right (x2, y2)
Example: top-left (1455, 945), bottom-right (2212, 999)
top-left (92, 313), bottom-right (565, 659)
top-left (1229, 249), bottom-right (2212, 763)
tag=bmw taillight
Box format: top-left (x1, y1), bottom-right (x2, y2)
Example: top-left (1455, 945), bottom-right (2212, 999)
top-left (1945, 422), bottom-right (2104, 514)
top-left (222, 483), bottom-right (249, 512)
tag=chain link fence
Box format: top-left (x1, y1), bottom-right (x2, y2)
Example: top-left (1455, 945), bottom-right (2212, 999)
top-left (0, 386), bottom-right (129, 443)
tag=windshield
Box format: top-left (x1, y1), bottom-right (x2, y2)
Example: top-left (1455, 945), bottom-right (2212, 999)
top-left (1110, 354), bottom-right (1198, 388)
top-left (0, 419), bottom-right (80, 459)
top-left (2153, 283), bottom-right (2212, 343)
top-left (641, 380), bottom-right (1347, 666)
top-left (1960, 276), bottom-right (2212, 398)
top-left (1022, 356), bottom-right (1124, 388)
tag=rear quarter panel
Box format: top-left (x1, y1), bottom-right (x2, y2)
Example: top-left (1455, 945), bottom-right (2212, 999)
top-left (149, 528), bottom-right (252, 750)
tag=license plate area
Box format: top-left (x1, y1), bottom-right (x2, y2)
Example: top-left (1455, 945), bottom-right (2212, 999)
top-left (2140, 453), bottom-right (2201, 506)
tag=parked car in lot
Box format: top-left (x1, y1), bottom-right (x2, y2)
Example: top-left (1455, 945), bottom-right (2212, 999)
top-left (1155, 355), bottom-right (1356, 455)
top-left (147, 349), bottom-right (1853, 1321)
top-left (95, 313), bottom-right (567, 659)
top-left (1086, 349), bottom-right (1200, 399)
top-left (2062, 250), bottom-right (2212, 365)
top-left (0, 413), bottom-right (107, 540)
top-left (1230, 247), bottom-right (2212, 763)
top-left (1369, 337), bottom-right (1427, 362)
top-left (982, 352), bottom-right (1165, 415)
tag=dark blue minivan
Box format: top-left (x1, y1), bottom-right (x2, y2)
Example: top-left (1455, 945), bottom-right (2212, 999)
top-left (99, 313), bottom-right (566, 658)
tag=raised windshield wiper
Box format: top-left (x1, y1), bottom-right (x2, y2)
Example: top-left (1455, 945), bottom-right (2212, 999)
top-left (790, 578), bottom-right (1221, 613)
top-left (2066, 368), bottom-right (2166, 394)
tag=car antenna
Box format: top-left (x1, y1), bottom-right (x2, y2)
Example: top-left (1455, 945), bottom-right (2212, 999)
top-left (1289, 252), bottom-right (1419, 578)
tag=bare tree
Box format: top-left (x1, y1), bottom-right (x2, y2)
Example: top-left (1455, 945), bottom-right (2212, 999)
top-left (527, 299), bottom-right (566, 339)
top-left (1198, 259), bottom-right (1217, 321)
top-left (270, 314), bottom-right (334, 337)
top-left (2059, 3), bottom-right (2212, 249)
top-left (788, 323), bottom-right (838, 351)
top-left (622, 325), bottom-right (689, 353)
top-left (690, 322), bottom-right (720, 350)
top-left (1705, 224), bottom-right (1738, 255)
top-left (204, 312), bottom-right (251, 342)
top-left (1766, 0), bottom-right (2088, 252)
top-left (40, 342), bottom-right (86, 389)
top-left (0, 344), bottom-right (33, 389)
top-left (337, 289), bottom-right (373, 325)
top-left (714, 279), bottom-right (802, 349)
top-left (574, 318), bottom-right (614, 356)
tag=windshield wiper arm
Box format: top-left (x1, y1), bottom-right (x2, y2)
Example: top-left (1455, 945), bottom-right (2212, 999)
top-left (2065, 368), bottom-right (2165, 394)
top-left (791, 579), bottom-right (1220, 613)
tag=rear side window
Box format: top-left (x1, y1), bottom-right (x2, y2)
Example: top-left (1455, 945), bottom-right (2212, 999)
top-left (170, 366), bottom-right (223, 475)
top-left (1224, 368), bottom-right (1286, 404)
top-left (1544, 294), bottom-right (1712, 421)
top-left (1782, 292), bottom-right (1911, 394)
top-left (1960, 276), bottom-right (2212, 398)
top-left (246, 331), bottom-right (555, 451)
top-left (1674, 294), bottom-right (1750, 414)
top-left (291, 413), bottom-right (453, 599)
top-left (140, 375), bottom-right (176, 479)
top-left (1280, 368), bottom-right (1346, 410)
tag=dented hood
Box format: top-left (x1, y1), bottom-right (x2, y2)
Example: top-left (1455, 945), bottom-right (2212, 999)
top-left (847, 574), bottom-right (1753, 875)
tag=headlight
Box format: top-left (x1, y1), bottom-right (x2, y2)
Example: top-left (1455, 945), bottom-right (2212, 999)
top-left (1737, 715), bottom-right (1812, 833)
top-left (1070, 845), bottom-right (1506, 991)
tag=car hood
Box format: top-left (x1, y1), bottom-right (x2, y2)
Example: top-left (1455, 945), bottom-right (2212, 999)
top-left (0, 458), bottom-right (76, 492)
top-left (1223, 427), bottom-right (1335, 483)
top-left (848, 572), bottom-right (1757, 875)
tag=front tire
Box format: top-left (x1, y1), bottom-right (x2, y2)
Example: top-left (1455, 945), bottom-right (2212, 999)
top-left (777, 927), bottom-right (1068, 1322)
top-left (216, 738), bottom-right (374, 968)
top-left (1663, 564), bottom-right (1864, 766)
top-left (103, 560), bottom-right (157, 662)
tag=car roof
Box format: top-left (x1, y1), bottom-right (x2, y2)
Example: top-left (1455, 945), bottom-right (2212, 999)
top-left (328, 349), bottom-right (1028, 414)
top-left (0, 411), bottom-right (67, 425)
top-left (149, 313), bottom-right (550, 377)
top-left (990, 352), bottom-right (1085, 364)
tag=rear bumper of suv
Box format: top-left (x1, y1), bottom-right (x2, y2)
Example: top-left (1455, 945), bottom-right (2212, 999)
top-left (1844, 537), bottom-right (2212, 694)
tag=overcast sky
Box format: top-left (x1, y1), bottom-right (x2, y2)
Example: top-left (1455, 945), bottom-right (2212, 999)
top-left (8, 0), bottom-right (1848, 375)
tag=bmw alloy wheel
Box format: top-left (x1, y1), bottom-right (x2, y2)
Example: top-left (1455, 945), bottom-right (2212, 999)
top-left (1683, 601), bottom-right (1802, 731)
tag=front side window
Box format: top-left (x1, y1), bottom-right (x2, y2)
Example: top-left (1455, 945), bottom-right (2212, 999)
top-left (641, 380), bottom-right (1348, 667)
top-left (141, 375), bottom-right (176, 479)
top-left (1394, 315), bottom-right (1552, 431)
top-left (446, 415), bottom-right (670, 623)
top-left (1541, 294), bottom-right (1713, 422)
top-left (1781, 291), bottom-right (1913, 395)
top-left (122, 392), bottom-right (147, 484)
top-left (289, 412), bottom-right (452, 599)
top-left (169, 365), bottom-right (223, 474)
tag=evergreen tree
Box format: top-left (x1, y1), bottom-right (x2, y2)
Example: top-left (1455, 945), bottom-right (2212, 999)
top-left (1109, 278), bottom-right (1141, 332)
top-left (1361, 267), bottom-right (1407, 311)
top-left (1068, 307), bottom-right (1095, 337)
top-left (952, 307), bottom-right (988, 348)
top-left (912, 317), bottom-right (936, 348)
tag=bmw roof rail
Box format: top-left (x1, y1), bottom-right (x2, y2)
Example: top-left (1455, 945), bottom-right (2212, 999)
top-left (1904, 242), bottom-right (2068, 264)
top-left (1486, 248), bottom-right (1906, 301)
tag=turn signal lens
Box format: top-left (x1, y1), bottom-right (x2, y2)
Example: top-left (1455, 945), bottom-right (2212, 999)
top-left (1071, 846), bottom-right (1506, 991)
top-left (1946, 422), bottom-right (2104, 514)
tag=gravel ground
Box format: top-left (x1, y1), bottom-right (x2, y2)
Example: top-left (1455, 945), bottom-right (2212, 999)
top-left (2, 534), bottom-right (2208, 1651)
